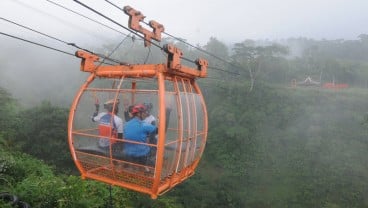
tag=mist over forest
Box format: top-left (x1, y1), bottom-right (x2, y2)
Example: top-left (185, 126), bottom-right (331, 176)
top-left (2, 32), bottom-right (368, 207)
top-left (2, 34), bottom-right (368, 107)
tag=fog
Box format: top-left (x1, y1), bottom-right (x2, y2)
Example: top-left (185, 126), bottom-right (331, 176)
top-left (1, 0), bottom-right (368, 107)
top-left (1, 0), bottom-right (368, 45)
top-left (2, 2), bottom-right (368, 206)
top-left (0, 38), bottom-right (85, 107)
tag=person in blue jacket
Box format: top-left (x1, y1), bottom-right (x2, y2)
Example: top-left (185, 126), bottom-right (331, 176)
top-left (123, 104), bottom-right (157, 166)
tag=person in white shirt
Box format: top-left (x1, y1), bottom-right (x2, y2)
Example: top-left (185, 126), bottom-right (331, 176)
top-left (92, 99), bottom-right (123, 149)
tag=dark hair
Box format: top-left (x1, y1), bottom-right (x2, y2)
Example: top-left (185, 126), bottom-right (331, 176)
top-left (105, 104), bottom-right (119, 114)
top-left (144, 102), bottom-right (153, 113)
top-left (128, 105), bottom-right (134, 113)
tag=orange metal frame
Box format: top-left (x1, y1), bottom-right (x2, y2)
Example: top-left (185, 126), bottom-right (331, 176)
top-left (123, 5), bottom-right (164, 47)
top-left (68, 5), bottom-right (208, 199)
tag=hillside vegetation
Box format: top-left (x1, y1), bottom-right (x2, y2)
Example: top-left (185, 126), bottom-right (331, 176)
top-left (2, 83), bottom-right (368, 207)
top-left (2, 36), bottom-right (368, 207)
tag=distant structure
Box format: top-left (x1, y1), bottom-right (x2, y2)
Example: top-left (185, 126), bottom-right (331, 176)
top-left (291, 76), bottom-right (321, 88)
top-left (291, 76), bottom-right (349, 89)
top-left (322, 82), bottom-right (349, 89)
top-left (297, 76), bottom-right (321, 86)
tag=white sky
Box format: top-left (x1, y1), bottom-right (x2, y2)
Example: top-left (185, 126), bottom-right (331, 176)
top-left (0, 0), bottom-right (368, 47)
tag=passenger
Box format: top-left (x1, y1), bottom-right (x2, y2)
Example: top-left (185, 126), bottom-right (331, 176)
top-left (124, 105), bottom-right (134, 122)
top-left (123, 104), bottom-right (157, 167)
top-left (143, 102), bottom-right (157, 164)
top-left (92, 99), bottom-right (123, 149)
top-left (123, 99), bottom-right (134, 122)
top-left (143, 103), bottom-right (156, 124)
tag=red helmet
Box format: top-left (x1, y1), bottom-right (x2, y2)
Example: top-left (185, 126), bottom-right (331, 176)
top-left (131, 104), bottom-right (147, 114)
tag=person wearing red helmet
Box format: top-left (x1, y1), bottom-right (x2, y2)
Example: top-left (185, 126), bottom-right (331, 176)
top-left (123, 104), bottom-right (157, 167)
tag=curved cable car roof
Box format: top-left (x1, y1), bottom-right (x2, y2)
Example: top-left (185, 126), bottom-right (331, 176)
top-left (68, 6), bottom-right (208, 199)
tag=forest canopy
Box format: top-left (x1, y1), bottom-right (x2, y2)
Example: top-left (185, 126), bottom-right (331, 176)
top-left (1, 35), bottom-right (368, 207)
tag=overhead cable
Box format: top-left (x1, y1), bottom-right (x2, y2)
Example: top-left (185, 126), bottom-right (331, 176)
top-left (1, 17), bottom-right (70, 45)
top-left (103, 0), bottom-right (241, 75)
top-left (45, 0), bottom-right (129, 37)
top-left (0, 17), bottom-right (125, 65)
top-left (73, 0), bottom-right (202, 66)
top-left (94, 34), bottom-right (131, 71)
top-left (81, 0), bottom-right (242, 75)
top-left (0, 32), bottom-right (75, 56)
top-left (208, 65), bottom-right (240, 75)
top-left (0, 32), bottom-right (117, 66)
top-left (73, 0), bottom-right (160, 49)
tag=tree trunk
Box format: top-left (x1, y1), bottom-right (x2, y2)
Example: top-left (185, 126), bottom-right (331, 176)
top-left (249, 69), bottom-right (254, 92)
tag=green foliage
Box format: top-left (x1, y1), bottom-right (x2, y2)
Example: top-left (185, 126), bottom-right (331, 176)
top-left (0, 86), bottom-right (183, 207)
top-left (231, 40), bottom-right (290, 91)
top-left (0, 87), bottom-right (20, 145)
top-left (15, 101), bottom-right (74, 173)
top-left (1, 149), bottom-right (101, 207)
top-left (180, 82), bottom-right (368, 207)
top-left (3, 36), bottom-right (368, 207)
top-left (1, 146), bottom-right (161, 207)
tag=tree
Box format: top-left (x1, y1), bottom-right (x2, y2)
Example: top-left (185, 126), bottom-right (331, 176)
top-left (15, 101), bottom-right (73, 173)
top-left (232, 40), bottom-right (289, 92)
top-left (358, 34), bottom-right (368, 43)
top-left (203, 37), bottom-right (229, 62)
top-left (0, 87), bottom-right (19, 147)
top-left (202, 37), bottom-right (234, 79)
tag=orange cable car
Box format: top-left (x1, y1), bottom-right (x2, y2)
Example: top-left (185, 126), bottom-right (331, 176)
top-left (67, 6), bottom-right (208, 199)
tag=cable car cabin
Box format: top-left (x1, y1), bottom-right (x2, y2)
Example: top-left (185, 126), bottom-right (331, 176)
top-left (68, 44), bottom-right (208, 199)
